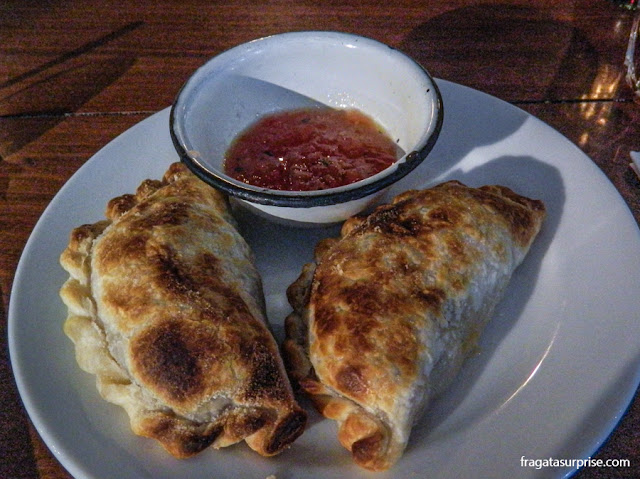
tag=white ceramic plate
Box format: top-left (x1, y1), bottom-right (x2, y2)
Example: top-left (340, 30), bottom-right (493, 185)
top-left (9, 80), bottom-right (640, 479)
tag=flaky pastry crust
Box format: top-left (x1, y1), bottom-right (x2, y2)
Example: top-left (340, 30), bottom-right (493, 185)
top-left (60, 162), bottom-right (306, 458)
top-left (283, 181), bottom-right (545, 471)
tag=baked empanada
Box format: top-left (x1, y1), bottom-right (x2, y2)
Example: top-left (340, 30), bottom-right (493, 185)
top-left (60, 162), bottom-right (306, 458)
top-left (283, 181), bottom-right (545, 471)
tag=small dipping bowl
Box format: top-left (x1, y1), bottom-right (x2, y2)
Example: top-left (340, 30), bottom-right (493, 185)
top-left (170, 31), bottom-right (443, 225)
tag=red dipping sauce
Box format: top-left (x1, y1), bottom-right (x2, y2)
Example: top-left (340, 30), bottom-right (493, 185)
top-left (223, 108), bottom-right (399, 191)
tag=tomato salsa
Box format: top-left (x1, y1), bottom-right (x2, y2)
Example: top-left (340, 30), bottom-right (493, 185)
top-left (223, 107), bottom-right (399, 191)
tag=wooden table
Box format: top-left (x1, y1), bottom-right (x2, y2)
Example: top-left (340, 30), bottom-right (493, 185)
top-left (1, 0), bottom-right (639, 477)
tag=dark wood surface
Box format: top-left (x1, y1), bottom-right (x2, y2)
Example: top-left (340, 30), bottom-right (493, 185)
top-left (1, 1), bottom-right (639, 477)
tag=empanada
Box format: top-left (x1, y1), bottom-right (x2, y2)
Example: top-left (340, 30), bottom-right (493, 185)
top-left (283, 181), bottom-right (545, 471)
top-left (60, 162), bottom-right (306, 458)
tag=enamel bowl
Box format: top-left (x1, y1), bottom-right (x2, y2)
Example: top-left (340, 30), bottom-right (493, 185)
top-left (170, 31), bottom-right (443, 225)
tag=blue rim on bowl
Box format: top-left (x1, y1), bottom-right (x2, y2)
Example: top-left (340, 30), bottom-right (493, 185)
top-left (169, 31), bottom-right (444, 208)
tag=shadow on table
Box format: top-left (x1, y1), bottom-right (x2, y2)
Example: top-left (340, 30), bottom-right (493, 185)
top-left (399, 3), bottom-right (599, 103)
top-left (0, 22), bottom-right (143, 161)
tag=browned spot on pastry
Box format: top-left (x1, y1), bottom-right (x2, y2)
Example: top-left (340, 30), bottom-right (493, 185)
top-left (69, 221), bottom-right (109, 245)
top-left (149, 245), bottom-right (201, 299)
top-left (365, 204), bottom-right (423, 237)
top-left (134, 200), bottom-right (191, 228)
top-left (358, 195), bottom-right (468, 241)
top-left (342, 282), bottom-right (382, 320)
top-left (470, 185), bottom-right (546, 247)
top-left (146, 415), bottom-right (224, 457)
top-left (146, 246), bottom-right (252, 323)
top-left (196, 252), bottom-right (256, 320)
top-left (264, 409), bottom-right (307, 455)
top-left (314, 276), bottom-right (381, 340)
top-left (225, 408), bottom-right (271, 438)
top-left (341, 212), bottom-right (368, 235)
top-left (447, 235), bottom-right (465, 259)
top-left (136, 179), bottom-right (164, 199)
top-left (312, 273), bottom-right (343, 337)
top-left (101, 280), bottom-right (155, 322)
top-left (115, 235), bottom-right (148, 261)
top-left (415, 287), bottom-right (446, 311)
top-left (94, 232), bottom-right (150, 273)
top-left (241, 341), bottom-right (288, 402)
top-left (180, 428), bottom-right (224, 456)
top-left (131, 320), bottom-right (205, 403)
top-left (351, 430), bottom-right (386, 468)
top-left (336, 365), bottom-right (368, 397)
top-left (163, 161), bottom-right (190, 182)
top-left (313, 305), bottom-right (339, 338)
top-left (335, 411), bottom-right (390, 470)
top-left (428, 206), bottom-right (462, 226)
top-left (106, 193), bottom-right (137, 219)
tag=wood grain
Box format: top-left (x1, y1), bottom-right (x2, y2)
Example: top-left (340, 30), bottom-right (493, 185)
top-left (1, 0), bottom-right (639, 477)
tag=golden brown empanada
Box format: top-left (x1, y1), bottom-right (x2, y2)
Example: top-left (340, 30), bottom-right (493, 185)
top-left (60, 162), bottom-right (306, 458)
top-left (283, 181), bottom-right (545, 471)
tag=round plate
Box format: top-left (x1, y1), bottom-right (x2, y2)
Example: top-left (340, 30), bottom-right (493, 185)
top-left (9, 80), bottom-right (640, 479)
